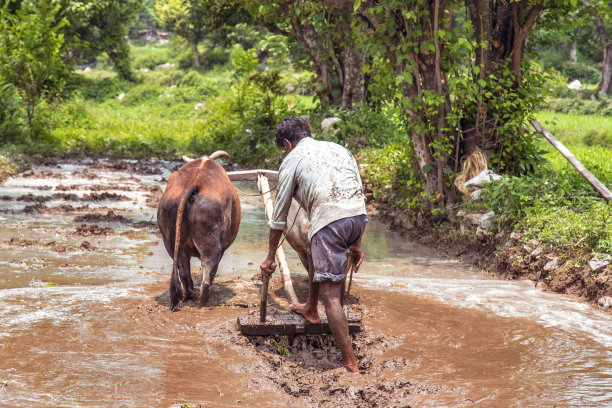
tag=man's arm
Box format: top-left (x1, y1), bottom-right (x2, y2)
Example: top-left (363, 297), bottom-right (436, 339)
top-left (261, 159), bottom-right (297, 278)
top-left (260, 228), bottom-right (283, 278)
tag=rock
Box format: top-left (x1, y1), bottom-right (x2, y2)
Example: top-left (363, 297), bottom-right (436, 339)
top-left (464, 169), bottom-right (502, 192)
top-left (321, 117), bottom-right (342, 130)
top-left (471, 189), bottom-right (483, 200)
top-left (595, 274), bottom-right (612, 286)
top-left (459, 223), bottom-right (467, 235)
top-left (494, 231), bottom-right (505, 241)
top-left (530, 247), bottom-right (543, 258)
top-left (598, 296), bottom-right (612, 309)
top-left (568, 79), bottom-right (583, 90)
top-left (476, 226), bottom-right (492, 241)
top-left (535, 281), bottom-right (549, 291)
top-left (510, 231), bottom-right (524, 242)
top-left (464, 213), bottom-right (482, 226)
top-left (478, 211), bottom-right (496, 230)
top-left (543, 257), bottom-right (559, 272)
top-left (456, 210), bottom-right (467, 218)
top-left (589, 254), bottom-right (611, 272)
top-left (400, 215), bottom-right (415, 230)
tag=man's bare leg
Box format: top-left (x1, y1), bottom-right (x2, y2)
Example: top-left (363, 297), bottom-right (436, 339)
top-left (320, 281), bottom-right (359, 373)
top-left (290, 258), bottom-right (321, 324)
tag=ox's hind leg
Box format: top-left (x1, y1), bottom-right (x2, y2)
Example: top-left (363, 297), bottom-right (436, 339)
top-left (176, 251), bottom-right (195, 300)
top-left (199, 249), bottom-right (222, 307)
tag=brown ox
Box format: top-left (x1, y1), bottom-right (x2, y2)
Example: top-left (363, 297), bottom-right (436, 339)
top-left (157, 151), bottom-right (241, 311)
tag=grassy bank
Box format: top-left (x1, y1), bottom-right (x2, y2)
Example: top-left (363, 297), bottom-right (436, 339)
top-left (360, 110), bottom-right (611, 303)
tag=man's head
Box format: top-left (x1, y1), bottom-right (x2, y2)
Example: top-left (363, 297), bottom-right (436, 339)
top-left (275, 116), bottom-right (311, 153)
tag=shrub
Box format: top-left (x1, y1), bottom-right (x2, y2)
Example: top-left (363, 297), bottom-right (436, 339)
top-left (560, 61), bottom-right (601, 85)
top-left (0, 83), bottom-right (26, 144)
top-left (583, 129), bottom-right (612, 148)
top-left (77, 76), bottom-right (135, 101)
top-left (359, 143), bottom-right (424, 211)
top-left (132, 49), bottom-right (170, 71)
top-left (316, 104), bottom-right (404, 150)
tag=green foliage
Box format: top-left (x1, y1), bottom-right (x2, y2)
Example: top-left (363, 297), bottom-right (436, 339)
top-left (62, 0), bottom-right (142, 81)
top-left (132, 46), bottom-right (171, 70)
top-left (360, 143), bottom-right (424, 212)
top-left (521, 201), bottom-right (612, 253)
top-left (583, 129), bottom-right (612, 148)
top-left (0, 0), bottom-right (70, 137)
top-left (75, 76), bottom-right (135, 101)
top-left (0, 83), bottom-right (26, 143)
top-left (317, 104), bottom-right (403, 150)
top-left (560, 61), bottom-right (601, 84)
top-left (155, 0), bottom-right (244, 68)
top-left (230, 45), bottom-right (258, 79)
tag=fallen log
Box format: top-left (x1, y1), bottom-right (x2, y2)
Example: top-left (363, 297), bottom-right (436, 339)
top-left (530, 119), bottom-right (612, 201)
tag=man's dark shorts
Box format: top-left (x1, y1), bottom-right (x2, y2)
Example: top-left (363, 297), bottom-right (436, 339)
top-left (310, 215), bottom-right (367, 283)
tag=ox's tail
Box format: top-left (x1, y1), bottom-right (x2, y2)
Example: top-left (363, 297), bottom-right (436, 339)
top-left (169, 184), bottom-right (199, 311)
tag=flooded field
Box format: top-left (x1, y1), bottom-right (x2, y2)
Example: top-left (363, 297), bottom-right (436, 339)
top-left (0, 158), bottom-right (610, 407)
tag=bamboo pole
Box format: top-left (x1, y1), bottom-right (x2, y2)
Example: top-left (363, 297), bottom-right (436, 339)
top-left (257, 174), bottom-right (299, 305)
top-left (530, 119), bottom-right (612, 201)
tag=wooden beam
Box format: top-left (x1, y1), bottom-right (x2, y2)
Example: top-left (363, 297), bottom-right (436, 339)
top-left (257, 174), bottom-right (299, 305)
top-left (530, 120), bottom-right (612, 201)
top-left (227, 169), bottom-right (279, 182)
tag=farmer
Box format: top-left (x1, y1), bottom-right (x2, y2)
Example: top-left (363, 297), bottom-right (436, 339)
top-left (260, 116), bottom-right (367, 373)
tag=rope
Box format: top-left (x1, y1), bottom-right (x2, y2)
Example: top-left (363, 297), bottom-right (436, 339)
top-left (234, 183), bottom-right (278, 197)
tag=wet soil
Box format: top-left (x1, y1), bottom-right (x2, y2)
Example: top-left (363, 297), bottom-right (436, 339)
top-left (0, 157), bottom-right (610, 408)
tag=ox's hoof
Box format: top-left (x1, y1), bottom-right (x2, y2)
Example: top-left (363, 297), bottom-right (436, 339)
top-left (199, 284), bottom-right (210, 307)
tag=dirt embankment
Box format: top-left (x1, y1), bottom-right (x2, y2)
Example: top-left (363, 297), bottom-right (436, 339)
top-left (371, 201), bottom-right (612, 309)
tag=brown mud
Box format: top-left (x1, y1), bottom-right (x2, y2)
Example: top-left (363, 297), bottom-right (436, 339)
top-left (0, 157), bottom-right (610, 408)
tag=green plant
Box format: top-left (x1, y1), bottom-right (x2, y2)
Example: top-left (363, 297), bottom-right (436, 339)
top-left (270, 337), bottom-right (291, 357)
top-left (0, 0), bottom-right (69, 137)
top-left (0, 82), bottom-right (26, 143)
top-left (230, 45), bottom-right (258, 79)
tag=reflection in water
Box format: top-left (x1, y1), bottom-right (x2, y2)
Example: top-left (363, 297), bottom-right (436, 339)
top-left (0, 161), bottom-right (610, 407)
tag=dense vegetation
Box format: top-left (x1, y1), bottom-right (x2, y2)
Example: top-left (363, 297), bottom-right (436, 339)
top-left (0, 0), bottom-right (610, 262)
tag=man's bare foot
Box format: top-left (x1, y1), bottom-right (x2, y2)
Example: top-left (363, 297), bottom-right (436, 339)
top-left (324, 365), bottom-right (359, 375)
top-left (289, 303), bottom-right (321, 324)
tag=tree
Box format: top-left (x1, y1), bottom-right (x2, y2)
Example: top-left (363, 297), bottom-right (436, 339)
top-left (354, 0), bottom-right (572, 214)
top-left (0, 0), bottom-right (69, 136)
top-left (60, 0), bottom-right (143, 81)
top-left (245, 1), bottom-right (365, 109)
top-left (587, 1), bottom-right (612, 93)
top-left (155, 0), bottom-right (243, 69)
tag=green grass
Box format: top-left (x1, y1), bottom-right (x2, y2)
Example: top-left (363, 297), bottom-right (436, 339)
top-left (535, 111), bottom-right (612, 186)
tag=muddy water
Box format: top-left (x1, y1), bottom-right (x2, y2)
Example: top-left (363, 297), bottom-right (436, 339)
top-left (0, 159), bottom-right (610, 407)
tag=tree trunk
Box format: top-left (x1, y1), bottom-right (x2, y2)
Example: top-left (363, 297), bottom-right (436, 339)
top-left (192, 42), bottom-right (201, 69)
top-left (569, 36), bottom-right (578, 62)
top-left (594, 13), bottom-right (612, 94)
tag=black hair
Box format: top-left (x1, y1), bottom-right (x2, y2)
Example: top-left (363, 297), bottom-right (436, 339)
top-left (275, 116), bottom-right (311, 148)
